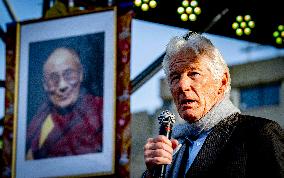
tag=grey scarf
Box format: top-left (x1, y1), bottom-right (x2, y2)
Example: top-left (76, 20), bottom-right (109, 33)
top-left (166, 97), bottom-right (240, 178)
top-left (172, 96), bottom-right (240, 140)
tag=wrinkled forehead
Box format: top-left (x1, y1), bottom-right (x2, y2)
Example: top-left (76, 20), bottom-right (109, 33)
top-left (44, 49), bottom-right (81, 74)
top-left (169, 49), bottom-right (198, 67)
top-left (168, 52), bottom-right (210, 74)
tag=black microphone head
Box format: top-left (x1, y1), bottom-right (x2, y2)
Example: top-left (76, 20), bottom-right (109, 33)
top-left (158, 110), bottom-right (176, 125)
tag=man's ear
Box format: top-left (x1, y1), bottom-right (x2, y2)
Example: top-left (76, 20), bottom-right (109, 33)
top-left (218, 70), bottom-right (229, 95)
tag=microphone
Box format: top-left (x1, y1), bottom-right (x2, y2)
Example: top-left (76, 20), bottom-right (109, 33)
top-left (153, 110), bottom-right (176, 178)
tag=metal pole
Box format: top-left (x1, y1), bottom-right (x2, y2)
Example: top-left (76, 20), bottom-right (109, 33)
top-left (130, 52), bottom-right (165, 94)
top-left (3, 0), bottom-right (18, 22)
top-left (0, 81), bottom-right (5, 88)
top-left (0, 26), bottom-right (6, 43)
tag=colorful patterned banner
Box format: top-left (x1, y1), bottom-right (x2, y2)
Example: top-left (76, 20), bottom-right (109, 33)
top-left (115, 9), bottom-right (134, 178)
top-left (2, 23), bottom-right (17, 178)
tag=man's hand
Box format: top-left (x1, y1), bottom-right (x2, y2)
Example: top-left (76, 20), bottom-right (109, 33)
top-left (144, 135), bottom-right (179, 172)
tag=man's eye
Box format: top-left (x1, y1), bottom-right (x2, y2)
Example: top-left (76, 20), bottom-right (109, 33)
top-left (170, 76), bottom-right (179, 84)
top-left (63, 69), bottom-right (78, 81)
top-left (47, 73), bottom-right (60, 83)
top-left (190, 72), bottom-right (200, 77)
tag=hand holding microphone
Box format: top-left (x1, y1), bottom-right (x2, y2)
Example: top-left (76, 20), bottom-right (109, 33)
top-left (143, 110), bottom-right (178, 178)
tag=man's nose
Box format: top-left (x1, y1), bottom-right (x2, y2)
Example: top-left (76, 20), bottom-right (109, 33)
top-left (178, 75), bottom-right (192, 92)
top-left (58, 77), bottom-right (69, 93)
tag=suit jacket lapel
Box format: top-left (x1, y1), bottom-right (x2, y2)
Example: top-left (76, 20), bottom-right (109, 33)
top-left (186, 113), bottom-right (240, 177)
top-left (166, 139), bottom-right (187, 178)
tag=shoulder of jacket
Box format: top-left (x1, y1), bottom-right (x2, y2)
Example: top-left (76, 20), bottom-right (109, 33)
top-left (227, 113), bottom-right (283, 137)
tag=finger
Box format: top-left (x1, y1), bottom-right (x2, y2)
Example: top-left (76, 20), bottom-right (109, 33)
top-left (145, 156), bottom-right (172, 166)
top-left (144, 142), bottom-right (173, 155)
top-left (144, 138), bottom-right (155, 150)
top-left (144, 148), bottom-right (172, 162)
top-left (152, 135), bottom-right (172, 146)
top-left (171, 139), bottom-right (179, 150)
top-left (146, 137), bottom-right (154, 143)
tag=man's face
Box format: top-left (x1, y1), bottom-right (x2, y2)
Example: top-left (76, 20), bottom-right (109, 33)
top-left (43, 49), bottom-right (82, 108)
top-left (168, 54), bottom-right (222, 123)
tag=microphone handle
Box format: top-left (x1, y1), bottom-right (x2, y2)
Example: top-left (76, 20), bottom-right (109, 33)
top-left (153, 123), bottom-right (173, 178)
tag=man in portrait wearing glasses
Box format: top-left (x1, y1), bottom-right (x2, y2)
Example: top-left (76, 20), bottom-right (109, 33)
top-left (26, 47), bottom-right (103, 160)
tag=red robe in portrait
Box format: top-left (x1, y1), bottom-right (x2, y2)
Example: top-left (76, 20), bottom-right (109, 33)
top-left (26, 92), bottom-right (103, 159)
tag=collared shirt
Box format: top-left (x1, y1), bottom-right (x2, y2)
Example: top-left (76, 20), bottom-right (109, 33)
top-left (184, 129), bottom-right (211, 175)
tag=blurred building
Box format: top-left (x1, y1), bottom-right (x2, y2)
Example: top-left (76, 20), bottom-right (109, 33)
top-left (230, 57), bottom-right (284, 126)
top-left (130, 56), bottom-right (284, 177)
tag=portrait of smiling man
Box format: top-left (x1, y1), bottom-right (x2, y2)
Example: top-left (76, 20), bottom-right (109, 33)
top-left (26, 47), bottom-right (103, 160)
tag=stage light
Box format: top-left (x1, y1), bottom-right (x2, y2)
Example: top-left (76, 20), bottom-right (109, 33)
top-left (240, 22), bottom-right (246, 28)
top-left (190, 0), bottom-right (198, 7)
top-left (134, 0), bottom-right (142, 6)
top-left (141, 3), bottom-right (149, 11)
top-left (177, 7), bottom-right (185, 14)
top-left (189, 14), bottom-right (197, 21)
top-left (194, 7), bottom-right (201, 15)
top-left (181, 13), bottom-right (189, 21)
top-left (177, 0), bottom-right (201, 22)
top-left (273, 31), bottom-right (279, 38)
top-left (232, 15), bottom-right (255, 36)
top-left (236, 16), bottom-right (243, 22)
top-left (273, 25), bottom-right (284, 45)
top-left (244, 28), bottom-right (251, 35)
top-left (134, 0), bottom-right (157, 11)
top-left (186, 7), bottom-right (192, 14)
top-left (276, 38), bottom-right (282, 44)
top-left (149, 0), bottom-right (157, 8)
top-left (236, 28), bottom-right (243, 36)
top-left (182, 0), bottom-right (189, 7)
top-left (248, 21), bottom-right (255, 28)
top-left (232, 22), bottom-right (239, 30)
top-left (244, 15), bottom-right (251, 21)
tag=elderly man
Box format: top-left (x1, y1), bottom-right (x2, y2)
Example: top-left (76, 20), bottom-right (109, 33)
top-left (26, 47), bottom-right (103, 159)
top-left (143, 32), bottom-right (284, 178)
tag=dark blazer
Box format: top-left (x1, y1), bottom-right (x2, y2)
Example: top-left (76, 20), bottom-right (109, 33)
top-left (167, 113), bottom-right (284, 178)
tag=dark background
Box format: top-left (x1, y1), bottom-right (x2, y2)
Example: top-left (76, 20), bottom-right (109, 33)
top-left (132, 0), bottom-right (284, 48)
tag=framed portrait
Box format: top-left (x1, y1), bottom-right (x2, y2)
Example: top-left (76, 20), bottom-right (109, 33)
top-left (12, 9), bottom-right (116, 177)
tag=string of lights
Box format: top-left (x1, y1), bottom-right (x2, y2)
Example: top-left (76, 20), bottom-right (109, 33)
top-left (132, 0), bottom-right (284, 48)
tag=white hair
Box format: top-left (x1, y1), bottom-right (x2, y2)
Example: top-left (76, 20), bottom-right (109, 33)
top-left (162, 32), bottom-right (231, 96)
